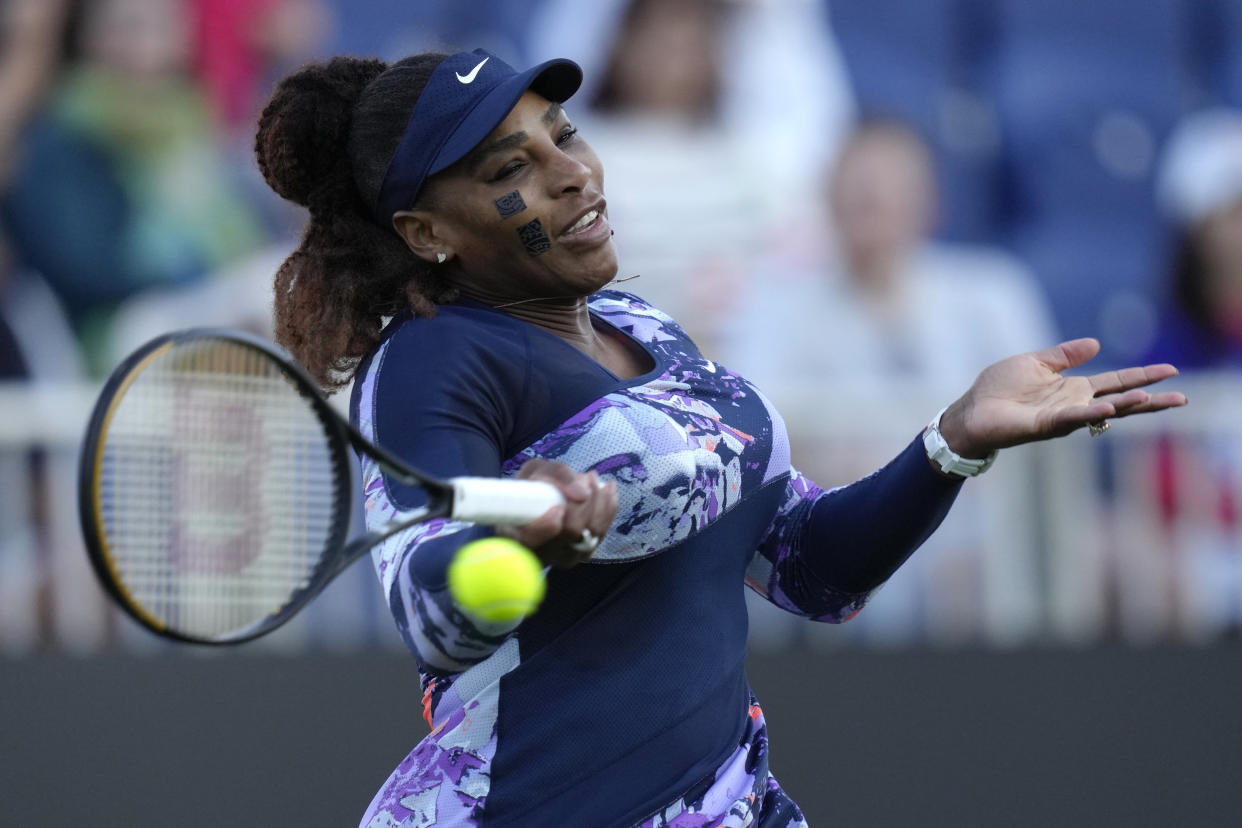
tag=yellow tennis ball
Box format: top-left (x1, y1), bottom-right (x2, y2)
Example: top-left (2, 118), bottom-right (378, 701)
top-left (448, 537), bottom-right (546, 624)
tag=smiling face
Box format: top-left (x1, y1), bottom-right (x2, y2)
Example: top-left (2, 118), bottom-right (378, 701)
top-left (394, 92), bottom-right (617, 305)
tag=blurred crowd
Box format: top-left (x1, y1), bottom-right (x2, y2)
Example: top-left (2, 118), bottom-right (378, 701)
top-left (3, 0), bottom-right (1242, 653)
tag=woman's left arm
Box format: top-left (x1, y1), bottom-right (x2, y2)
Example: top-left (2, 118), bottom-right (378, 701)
top-left (746, 337), bottom-right (1187, 622)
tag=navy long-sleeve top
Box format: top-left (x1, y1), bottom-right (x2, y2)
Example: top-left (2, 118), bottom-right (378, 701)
top-left (351, 291), bottom-right (963, 827)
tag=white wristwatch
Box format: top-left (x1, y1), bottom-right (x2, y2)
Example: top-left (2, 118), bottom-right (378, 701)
top-left (922, 407), bottom-right (997, 478)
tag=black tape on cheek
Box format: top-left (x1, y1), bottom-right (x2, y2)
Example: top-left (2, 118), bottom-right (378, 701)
top-left (494, 190), bottom-right (527, 219)
top-left (517, 218), bottom-right (552, 256)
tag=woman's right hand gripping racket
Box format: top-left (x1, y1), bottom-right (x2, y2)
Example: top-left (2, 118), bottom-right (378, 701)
top-left (78, 329), bottom-right (563, 645)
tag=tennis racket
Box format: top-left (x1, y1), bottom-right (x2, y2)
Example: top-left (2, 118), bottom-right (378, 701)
top-left (78, 328), bottom-right (563, 645)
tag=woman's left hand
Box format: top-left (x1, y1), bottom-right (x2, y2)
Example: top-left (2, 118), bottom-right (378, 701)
top-left (937, 337), bottom-right (1188, 458)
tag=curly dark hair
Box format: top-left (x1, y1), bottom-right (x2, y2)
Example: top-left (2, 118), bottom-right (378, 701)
top-left (254, 54), bottom-right (459, 390)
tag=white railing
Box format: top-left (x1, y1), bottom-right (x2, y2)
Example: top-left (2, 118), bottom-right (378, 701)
top-left (0, 380), bottom-right (400, 655)
top-left (2, 375), bottom-right (1239, 654)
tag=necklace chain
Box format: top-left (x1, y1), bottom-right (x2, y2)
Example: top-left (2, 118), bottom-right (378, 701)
top-left (488, 274), bottom-right (642, 310)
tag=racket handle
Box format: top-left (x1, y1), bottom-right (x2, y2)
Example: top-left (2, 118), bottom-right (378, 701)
top-left (449, 477), bottom-right (564, 525)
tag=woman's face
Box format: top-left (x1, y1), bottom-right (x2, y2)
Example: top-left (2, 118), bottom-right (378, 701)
top-left (410, 92), bottom-right (617, 304)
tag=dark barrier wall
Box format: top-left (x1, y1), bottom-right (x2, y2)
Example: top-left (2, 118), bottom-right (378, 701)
top-left (3, 647), bottom-right (1240, 827)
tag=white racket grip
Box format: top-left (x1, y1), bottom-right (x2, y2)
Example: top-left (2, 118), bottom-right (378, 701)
top-left (449, 477), bottom-right (564, 525)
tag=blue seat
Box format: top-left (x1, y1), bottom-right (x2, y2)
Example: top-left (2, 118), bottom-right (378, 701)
top-left (829, 0), bottom-right (1003, 241)
top-left (830, 0), bottom-right (957, 132)
top-left (991, 0), bottom-right (1186, 58)
top-left (982, 0), bottom-right (1192, 357)
top-left (987, 0), bottom-right (1189, 219)
top-left (322, 0), bottom-right (536, 63)
top-left (1006, 216), bottom-right (1173, 366)
top-left (1218, 0), bottom-right (1242, 105)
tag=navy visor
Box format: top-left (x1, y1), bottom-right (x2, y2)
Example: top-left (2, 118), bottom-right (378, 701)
top-left (373, 49), bottom-right (582, 226)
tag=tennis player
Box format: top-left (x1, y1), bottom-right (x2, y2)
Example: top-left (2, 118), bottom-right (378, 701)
top-left (253, 49), bottom-right (1186, 828)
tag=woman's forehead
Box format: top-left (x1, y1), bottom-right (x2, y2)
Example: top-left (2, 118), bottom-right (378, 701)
top-left (495, 92), bottom-right (564, 133)
top-left (455, 94), bottom-right (565, 175)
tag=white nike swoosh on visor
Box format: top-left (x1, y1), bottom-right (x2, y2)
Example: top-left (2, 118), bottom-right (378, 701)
top-left (456, 58), bottom-right (489, 84)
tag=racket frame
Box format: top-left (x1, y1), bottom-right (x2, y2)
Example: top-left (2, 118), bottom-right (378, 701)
top-left (78, 328), bottom-right (450, 644)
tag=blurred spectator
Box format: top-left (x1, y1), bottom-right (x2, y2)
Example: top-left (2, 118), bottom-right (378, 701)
top-left (527, 0), bottom-right (854, 354)
top-left (0, 0), bottom-right (72, 380)
top-left (0, 0), bottom-right (80, 654)
top-left (188, 0), bottom-right (332, 242)
top-left (1, 0), bottom-right (267, 376)
top-left (721, 119), bottom-right (1058, 646)
top-left (1145, 108), bottom-right (1242, 370)
top-left (724, 119), bottom-right (1057, 393)
top-left (0, 0), bottom-right (71, 189)
top-left (1107, 108), bottom-right (1242, 643)
top-left (189, 0), bottom-right (332, 136)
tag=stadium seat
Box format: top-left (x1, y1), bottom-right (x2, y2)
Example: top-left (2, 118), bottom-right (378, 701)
top-left (987, 0), bottom-right (1188, 218)
top-left (829, 0), bottom-right (956, 132)
top-left (321, 0), bottom-right (536, 62)
top-left (1007, 216), bottom-right (1173, 366)
top-left (829, 0), bottom-right (1003, 241)
top-left (1218, 0), bottom-right (1242, 106)
top-left (980, 0), bottom-right (1191, 362)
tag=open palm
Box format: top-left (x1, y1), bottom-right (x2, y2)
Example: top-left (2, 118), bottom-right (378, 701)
top-left (940, 338), bottom-right (1188, 457)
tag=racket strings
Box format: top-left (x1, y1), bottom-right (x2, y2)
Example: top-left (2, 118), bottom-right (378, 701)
top-left (97, 339), bottom-right (343, 639)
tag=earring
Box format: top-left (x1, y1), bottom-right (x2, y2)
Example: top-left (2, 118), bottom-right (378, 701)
top-left (436, 252), bottom-right (447, 264)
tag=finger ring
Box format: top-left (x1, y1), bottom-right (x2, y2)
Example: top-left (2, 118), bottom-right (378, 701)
top-left (1088, 419), bottom-right (1110, 436)
top-left (569, 528), bottom-right (599, 554)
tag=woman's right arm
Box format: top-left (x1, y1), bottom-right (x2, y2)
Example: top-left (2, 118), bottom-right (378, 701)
top-left (357, 327), bottom-right (614, 674)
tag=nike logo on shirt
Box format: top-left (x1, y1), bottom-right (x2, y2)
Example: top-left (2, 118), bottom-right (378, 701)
top-left (457, 58), bottom-right (489, 84)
